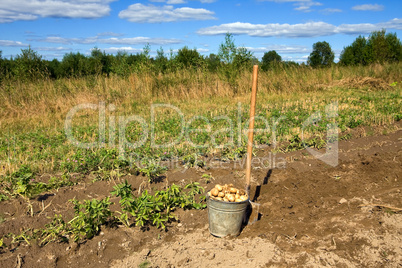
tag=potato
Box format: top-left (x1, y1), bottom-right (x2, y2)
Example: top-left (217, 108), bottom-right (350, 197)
top-left (215, 184), bottom-right (223, 192)
top-left (235, 198), bottom-right (242, 202)
top-left (239, 195), bottom-right (248, 201)
top-left (227, 195), bottom-right (235, 202)
top-left (215, 197), bottom-right (223, 201)
top-left (218, 192), bottom-right (225, 198)
top-left (210, 188), bottom-right (219, 197)
top-left (223, 197), bottom-right (229, 202)
top-left (229, 187), bottom-right (237, 194)
top-left (235, 193), bottom-right (240, 199)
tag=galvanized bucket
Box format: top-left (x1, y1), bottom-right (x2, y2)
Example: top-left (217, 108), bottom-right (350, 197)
top-left (206, 194), bottom-right (249, 237)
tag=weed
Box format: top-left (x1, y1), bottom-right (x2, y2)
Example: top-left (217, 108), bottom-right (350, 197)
top-left (181, 153), bottom-right (206, 169)
top-left (69, 198), bottom-right (113, 242)
top-left (39, 214), bottom-right (69, 246)
top-left (139, 260), bottom-right (151, 268)
top-left (139, 158), bottom-right (168, 182)
top-left (112, 180), bottom-right (205, 229)
top-left (201, 173), bottom-right (213, 184)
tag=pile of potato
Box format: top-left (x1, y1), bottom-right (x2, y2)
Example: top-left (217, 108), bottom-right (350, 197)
top-left (208, 184), bottom-right (248, 202)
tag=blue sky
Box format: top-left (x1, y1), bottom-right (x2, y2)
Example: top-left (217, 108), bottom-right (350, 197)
top-left (1, 0), bottom-right (402, 62)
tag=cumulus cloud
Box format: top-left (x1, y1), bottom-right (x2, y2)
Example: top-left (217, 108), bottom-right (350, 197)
top-left (0, 0), bottom-right (115, 23)
top-left (102, 47), bottom-right (144, 54)
top-left (352, 4), bottom-right (384, 11)
top-left (197, 18), bottom-right (402, 37)
top-left (31, 36), bottom-right (183, 46)
top-left (35, 46), bottom-right (72, 52)
top-left (320, 8), bottom-right (342, 14)
top-left (118, 4), bottom-right (216, 23)
top-left (247, 44), bottom-right (310, 54)
top-left (0, 39), bottom-right (29, 47)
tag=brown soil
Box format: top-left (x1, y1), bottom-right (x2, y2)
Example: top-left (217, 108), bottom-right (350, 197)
top-left (0, 124), bottom-right (401, 268)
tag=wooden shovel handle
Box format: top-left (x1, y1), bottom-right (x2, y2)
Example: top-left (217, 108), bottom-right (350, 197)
top-left (245, 65), bottom-right (258, 192)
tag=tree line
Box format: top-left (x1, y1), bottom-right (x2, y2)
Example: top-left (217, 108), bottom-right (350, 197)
top-left (0, 30), bottom-right (401, 83)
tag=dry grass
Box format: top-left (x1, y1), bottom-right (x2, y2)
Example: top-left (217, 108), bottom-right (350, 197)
top-left (0, 62), bottom-right (401, 131)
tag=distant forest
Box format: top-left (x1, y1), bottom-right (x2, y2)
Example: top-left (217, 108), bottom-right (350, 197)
top-left (0, 30), bottom-right (401, 82)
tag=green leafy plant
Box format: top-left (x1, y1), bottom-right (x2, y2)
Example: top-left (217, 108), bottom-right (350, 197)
top-left (181, 153), bottom-right (206, 169)
top-left (38, 214), bottom-right (69, 246)
top-left (139, 158), bottom-right (168, 182)
top-left (201, 173), bottom-right (213, 184)
top-left (112, 181), bottom-right (206, 229)
top-left (69, 197), bottom-right (113, 242)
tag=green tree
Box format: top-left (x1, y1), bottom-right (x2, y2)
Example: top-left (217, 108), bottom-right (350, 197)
top-left (261, 50), bottom-right (282, 71)
top-left (233, 46), bottom-right (253, 69)
top-left (60, 52), bottom-right (89, 77)
top-left (205, 53), bottom-right (220, 72)
top-left (384, 31), bottom-right (402, 62)
top-left (340, 30), bottom-right (402, 65)
top-left (0, 50), bottom-right (4, 81)
top-left (175, 46), bottom-right (202, 69)
top-left (46, 58), bottom-right (62, 79)
top-left (368, 29), bottom-right (402, 63)
top-left (111, 50), bottom-right (131, 77)
top-left (217, 33), bottom-right (254, 93)
top-left (339, 36), bottom-right (371, 65)
top-left (14, 46), bottom-right (48, 81)
top-left (307, 41), bottom-right (335, 68)
top-left (218, 33), bottom-right (237, 65)
top-left (154, 46), bottom-right (168, 73)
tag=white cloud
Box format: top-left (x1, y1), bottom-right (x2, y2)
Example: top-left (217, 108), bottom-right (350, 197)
top-left (118, 4), bottom-right (216, 23)
top-left (35, 46), bottom-right (71, 52)
top-left (31, 36), bottom-right (183, 46)
top-left (102, 47), bottom-right (144, 54)
top-left (167, 0), bottom-right (187, 4)
top-left (0, 39), bottom-right (29, 47)
top-left (0, 0), bottom-right (115, 23)
top-left (197, 18), bottom-right (402, 37)
top-left (247, 44), bottom-right (310, 54)
top-left (352, 4), bottom-right (384, 11)
top-left (320, 8), bottom-right (342, 14)
top-left (196, 48), bottom-right (209, 53)
top-left (197, 21), bottom-right (336, 37)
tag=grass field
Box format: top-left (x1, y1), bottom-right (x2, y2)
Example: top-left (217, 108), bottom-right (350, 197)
top-left (1, 63), bottom-right (401, 177)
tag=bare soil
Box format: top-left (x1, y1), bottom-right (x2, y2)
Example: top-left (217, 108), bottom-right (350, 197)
top-left (1, 124), bottom-right (401, 268)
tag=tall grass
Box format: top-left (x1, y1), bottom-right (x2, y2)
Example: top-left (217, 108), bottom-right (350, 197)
top-left (1, 62), bottom-right (401, 128)
top-left (0, 62), bottom-right (401, 175)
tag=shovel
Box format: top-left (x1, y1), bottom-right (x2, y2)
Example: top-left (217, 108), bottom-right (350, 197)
top-left (245, 65), bottom-right (261, 224)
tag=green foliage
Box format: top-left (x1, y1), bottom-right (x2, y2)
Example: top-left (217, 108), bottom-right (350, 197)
top-left (112, 181), bottom-right (206, 229)
top-left (221, 145), bottom-right (247, 160)
top-left (39, 214), bottom-right (69, 246)
top-left (13, 46), bottom-right (48, 81)
top-left (308, 41), bottom-right (335, 68)
top-left (139, 158), bottom-right (168, 182)
top-left (339, 35), bottom-right (372, 66)
top-left (261, 50), bottom-right (282, 71)
top-left (175, 46), bottom-right (203, 69)
top-left (217, 33), bottom-right (254, 91)
top-left (0, 165), bottom-right (77, 204)
top-left (218, 33), bottom-right (237, 65)
top-left (340, 30), bottom-right (402, 65)
top-left (69, 197), bottom-right (113, 241)
top-left (181, 153), bottom-right (206, 168)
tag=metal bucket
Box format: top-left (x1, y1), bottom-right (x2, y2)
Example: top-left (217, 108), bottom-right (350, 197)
top-left (206, 194), bottom-right (249, 237)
